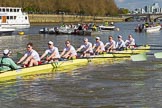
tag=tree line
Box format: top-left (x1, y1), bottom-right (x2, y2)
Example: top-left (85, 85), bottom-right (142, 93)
top-left (0, 0), bottom-right (128, 16)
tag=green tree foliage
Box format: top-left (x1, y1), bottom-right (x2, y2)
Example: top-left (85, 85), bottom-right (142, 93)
top-left (0, 0), bottom-right (120, 16)
top-left (118, 8), bottom-right (130, 14)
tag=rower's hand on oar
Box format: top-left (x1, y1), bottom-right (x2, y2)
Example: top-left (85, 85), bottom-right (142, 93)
top-left (16, 62), bottom-right (25, 68)
top-left (17, 61), bottom-right (21, 64)
top-left (40, 59), bottom-right (46, 64)
top-left (83, 51), bottom-right (86, 54)
top-left (46, 57), bottom-right (50, 61)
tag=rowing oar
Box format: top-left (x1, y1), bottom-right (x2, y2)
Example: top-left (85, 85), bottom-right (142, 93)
top-left (131, 48), bottom-right (162, 50)
top-left (130, 52), bottom-right (162, 61)
top-left (137, 44), bottom-right (162, 47)
top-left (83, 56), bottom-right (131, 59)
top-left (131, 53), bottom-right (147, 61)
top-left (154, 52), bottom-right (162, 58)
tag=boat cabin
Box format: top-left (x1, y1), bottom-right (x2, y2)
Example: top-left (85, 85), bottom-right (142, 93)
top-left (0, 7), bottom-right (30, 28)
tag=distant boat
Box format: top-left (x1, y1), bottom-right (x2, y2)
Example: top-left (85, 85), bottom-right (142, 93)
top-left (98, 22), bottom-right (116, 31)
top-left (58, 26), bottom-right (74, 34)
top-left (0, 26), bottom-right (15, 35)
top-left (0, 7), bottom-right (30, 29)
top-left (39, 24), bottom-right (102, 36)
top-left (39, 27), bottom-right (49, 34)
top-left (135, 23), bottom-right (161, 33)
top-left (98, 25), bottom-right (115, 31)
top-left (144, 25), bottom-right (161, 33)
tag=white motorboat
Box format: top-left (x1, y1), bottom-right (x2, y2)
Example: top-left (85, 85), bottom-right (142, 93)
top-left (58, 26), bottom-right (74, 34)
top-left (0, 27), bottom-right (15, 35)
top-left (144, 25), bottom-right (161, 33)
top-left (99, 25), bottom-right (115, 31)
top-left (0, 7), bottom-right (30, 29)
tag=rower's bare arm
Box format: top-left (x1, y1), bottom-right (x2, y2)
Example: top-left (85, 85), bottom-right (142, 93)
top-left (49, 51), bottom-right (56, 59)
top-left (92, 45), bottom-right (96, 49)
top-left (65, 50), bottom-right (70, 56)
top-left (86, 46), bottom-right (91, 52)
top-left (110, 45), bottom-right (113, 49)
top-left (23, 55), bottom-right (33, 64)
top-left (40, 52), bottom-right (46, 60)
top-left (17, 55), bottom-right (26, 64)
top-left (76, 47), bottom-right (81, 52)
top-left (60, 50), bottom-right (65, 57)
top-left (97, 46), bottom-right (101, 50)
top-left (104, 43), bottom-right (108, 47)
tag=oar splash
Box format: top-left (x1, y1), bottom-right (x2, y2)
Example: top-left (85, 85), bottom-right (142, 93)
top-left (130, 52), bottom-right (162, 61)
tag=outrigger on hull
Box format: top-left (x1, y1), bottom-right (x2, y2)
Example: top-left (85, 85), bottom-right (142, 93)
top-left (0, 45), bottom-right (150, 81)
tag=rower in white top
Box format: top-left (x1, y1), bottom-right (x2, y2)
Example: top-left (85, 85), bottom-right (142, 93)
top-left (17, 42), bottom-right (40, 67)
top-left (125, 34), bottom-right (136, 49)
top-left (105, 35), bottom-right (116, 52)
top-left (116, 35), bottom-right (126, 51)
top-left (76, 38), bottom-right (93, 57)
top-left (40, 41), bottom-right (60, 63)
top-left (60, 40), bottom-right (77, 59)
top-left (92, 37), bottom-right (105, 54)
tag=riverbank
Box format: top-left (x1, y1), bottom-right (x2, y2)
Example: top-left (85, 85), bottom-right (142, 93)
top-left (29, 14), bottom-right (124, 25)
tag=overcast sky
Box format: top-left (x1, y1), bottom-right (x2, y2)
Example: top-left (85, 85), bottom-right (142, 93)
top-left (114, 0), bottom-right (162, 10)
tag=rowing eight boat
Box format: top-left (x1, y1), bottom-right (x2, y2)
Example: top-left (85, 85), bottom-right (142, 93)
top-left (0, 45), bottom-right (150, 80)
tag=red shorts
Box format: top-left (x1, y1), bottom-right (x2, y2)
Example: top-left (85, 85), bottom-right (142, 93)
top-left (24, 61), bottom-right (42, 67)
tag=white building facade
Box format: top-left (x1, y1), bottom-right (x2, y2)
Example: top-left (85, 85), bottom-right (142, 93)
top-left (134, 3), bottom-right (162, 14)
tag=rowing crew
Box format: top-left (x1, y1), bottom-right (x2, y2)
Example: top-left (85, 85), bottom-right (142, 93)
top-left (0, 34), bottom-right (135, 72)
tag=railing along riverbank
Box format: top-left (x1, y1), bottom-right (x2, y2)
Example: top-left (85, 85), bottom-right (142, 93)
top-left (29, 14), bottom-right (125, 25)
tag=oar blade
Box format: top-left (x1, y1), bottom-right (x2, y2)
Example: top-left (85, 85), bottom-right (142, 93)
top-left (131, 53), bottom-right (147, 61)
top-left (154, 52), bottom-right (162, 58)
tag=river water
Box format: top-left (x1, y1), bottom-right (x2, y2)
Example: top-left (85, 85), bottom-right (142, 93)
top-left (0, 22), bottom-right (162, 108)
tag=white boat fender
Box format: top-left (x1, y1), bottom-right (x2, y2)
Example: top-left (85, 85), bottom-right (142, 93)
top-left (116, 28), bottom-right (120, 31)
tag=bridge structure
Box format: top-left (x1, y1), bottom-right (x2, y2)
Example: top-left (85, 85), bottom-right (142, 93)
top-left (120, 13), bottom-right (162, 22)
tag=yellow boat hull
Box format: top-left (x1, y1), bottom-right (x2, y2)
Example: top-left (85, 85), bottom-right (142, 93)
top-left (0, 59), bottom-right (88, 80)
top-left (0, 45), bottom-right (150, 80)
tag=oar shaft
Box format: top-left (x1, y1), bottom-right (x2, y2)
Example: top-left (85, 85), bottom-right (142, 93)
top-left (132, 48), bottom-right (162, 50)
top-left (137, 44), bottom-right (162, 47)
top-left (83, 56), bottom-right (131, 59)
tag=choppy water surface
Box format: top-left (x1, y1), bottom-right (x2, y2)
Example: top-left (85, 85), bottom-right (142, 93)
top-left (0, 22), bottom-right (162, 108)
